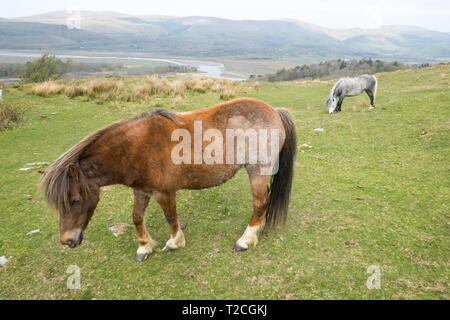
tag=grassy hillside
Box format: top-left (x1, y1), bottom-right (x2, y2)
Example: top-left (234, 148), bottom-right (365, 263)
top-left (0, 64), bottom-right (448, 299)
top-left (0, 21), bottom-right (112, 51)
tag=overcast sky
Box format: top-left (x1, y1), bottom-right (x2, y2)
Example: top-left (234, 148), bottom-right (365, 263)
top-left (2, 0), bottom-right (449, 32)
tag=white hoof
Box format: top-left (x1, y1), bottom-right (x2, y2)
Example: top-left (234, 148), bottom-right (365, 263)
top-left (136, 240), bottom-right (156, 261)
top-left (163, 229), bottom-right (185, 251)
top-left (235, 225), bottom-right (261, 250)
top-left (137, 239), bottom-right (156, 254)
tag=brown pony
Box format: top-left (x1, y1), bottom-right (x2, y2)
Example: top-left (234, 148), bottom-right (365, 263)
top-left (40, 98), bottom-right (297, 261)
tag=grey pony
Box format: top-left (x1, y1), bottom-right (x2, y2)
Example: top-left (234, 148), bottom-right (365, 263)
top-left (326, 74), bottom-right (378, 114)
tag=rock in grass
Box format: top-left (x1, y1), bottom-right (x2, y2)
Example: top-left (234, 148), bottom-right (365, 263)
top-left (298, 143), bottom-right (312, 150)
top-left (26, 161), bottom-right (50, 166)
top-left (108, 226), bottom-right (119, 237)
top-left (27, 228), bottom-right (40, 235)
top-left (19, 166), bottom-right (41, 171)
top-left (313, 128), bottom-right (325, 132)
top-left (0, 256), bottom-right (8, 267)
top-left (19, 161), bottom-right (50, 172)
top-left (108, 222), bottom-right (131, 237)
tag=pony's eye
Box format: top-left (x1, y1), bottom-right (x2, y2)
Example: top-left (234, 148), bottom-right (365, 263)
top-left (70, 199), bottom-right (81, 206)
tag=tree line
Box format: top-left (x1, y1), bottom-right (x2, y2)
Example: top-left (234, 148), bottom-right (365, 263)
top-left (253, 59), bottom-right (430, 82)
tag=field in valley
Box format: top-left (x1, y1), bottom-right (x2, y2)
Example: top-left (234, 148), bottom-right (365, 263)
top-left (0, 64), bottom-right (448, 299)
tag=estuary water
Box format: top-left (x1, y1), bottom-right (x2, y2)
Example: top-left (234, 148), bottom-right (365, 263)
top-left (0, 51), bottom-right (247, 81)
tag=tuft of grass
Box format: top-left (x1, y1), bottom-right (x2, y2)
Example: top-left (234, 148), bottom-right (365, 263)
top-left (31, 81), bottom-right (66, 97)
top-left (219, 85), bottom-right (236, 100)
top-left (86, 79), bottom-right (122, 98)
top-left (30, 75), bottom-right (259, 105)
top-left (0, 101), bottom-right (25, 131)
top-left (170, 80), bottom-right (186, 97)
top-left (186, 75), bottom-right (215, 93)
top-left (64, 84), bottom-right (86, 98)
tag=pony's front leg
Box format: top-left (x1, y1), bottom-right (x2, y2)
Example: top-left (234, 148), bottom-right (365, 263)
top-left (336, 97), bottom-right (344, 112)
top-left (153, 191), bottom-right (185, 252)
top-left (234, 172), bottom-right (268, 252)
top-left (133, 189), bottom-right (156, 262)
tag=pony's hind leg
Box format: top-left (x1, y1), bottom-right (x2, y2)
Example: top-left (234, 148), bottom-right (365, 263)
top-left (153, 191), bottom-right (185, 252)
top-left (365, 89), bottom-right (375, 108)
top-left (234, 168), bottom-right (269, 252)
top-left (133, 189), bottom-right (156, 262)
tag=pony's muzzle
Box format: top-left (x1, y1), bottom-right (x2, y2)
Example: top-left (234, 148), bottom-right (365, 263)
top-left (61, 229), bottom-right (83, 248)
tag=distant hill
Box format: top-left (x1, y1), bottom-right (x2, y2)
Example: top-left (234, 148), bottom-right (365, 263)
top-left (1, 11), bottom-right (449, 62)
top-left (0, 21), bottom-right (111, 50)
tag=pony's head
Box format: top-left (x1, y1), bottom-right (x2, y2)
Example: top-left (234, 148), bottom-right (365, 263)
top-left (40, 120), bottom-right (125, 248)
top-left (40, 157), bottom-right (100, 248)
top-left (327, 96), bottom-right (337, 114)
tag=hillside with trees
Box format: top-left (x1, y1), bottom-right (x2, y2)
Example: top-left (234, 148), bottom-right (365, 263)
top-left (259, 59), bottom-right (429, 81)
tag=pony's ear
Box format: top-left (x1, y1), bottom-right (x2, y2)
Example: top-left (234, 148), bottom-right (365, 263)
top-left (67, 163), bottom-right (79, 181)
top-left (38, 169), bottom-right (46, 175)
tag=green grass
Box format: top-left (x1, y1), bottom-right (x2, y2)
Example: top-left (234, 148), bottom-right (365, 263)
top-left (0, 64), bottom-right (449, 299)
top-left (0, 101), bottom-right (26, 131)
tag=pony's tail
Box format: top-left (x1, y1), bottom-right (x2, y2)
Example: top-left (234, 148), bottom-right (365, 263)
top-left (264, 108), bottom-right (297, 231)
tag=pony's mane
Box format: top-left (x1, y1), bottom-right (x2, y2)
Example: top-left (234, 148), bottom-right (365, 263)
top-left (40, 109), bottom-right (178, 213)
top-left (327, 80), bottom-right (341, 105)
top-left (135, 109), bottom-right (180, 124)
top-left (39, 121), bottom-right (123, 213)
